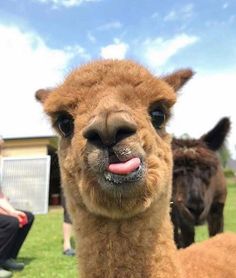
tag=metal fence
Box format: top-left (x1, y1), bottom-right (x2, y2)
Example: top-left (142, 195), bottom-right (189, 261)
top-left (0, 156), bottom-right (51, 214)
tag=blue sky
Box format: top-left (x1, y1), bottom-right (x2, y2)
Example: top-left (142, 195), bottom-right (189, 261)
top-left (0, 0), bottom-right (236, 157)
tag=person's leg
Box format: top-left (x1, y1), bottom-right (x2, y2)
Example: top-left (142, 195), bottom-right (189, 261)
top-left (9, 211), bottom-right (34, 259)
top-left (0, 215), bottom-right (24, 271)
top-left (0, 215), bottom-right (19, 262)
top-left (61, 190), bottom-right (75, 256)
top-left (63, 222), bottom-right (73, 251)
top-left (0, 268), bottom-right (12, 278)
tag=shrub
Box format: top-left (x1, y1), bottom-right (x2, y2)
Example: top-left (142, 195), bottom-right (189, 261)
top-left (224, 168), bottom-right (236, 178)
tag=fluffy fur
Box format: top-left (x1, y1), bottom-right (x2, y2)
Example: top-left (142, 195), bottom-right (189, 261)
top-left (36, 60), bottom-right (236, 277)
top-left (171, 118), bottom-right (230, 248)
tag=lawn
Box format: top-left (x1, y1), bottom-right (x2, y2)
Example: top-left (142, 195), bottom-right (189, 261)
top-left (15, 182), bottom-right (236, 277)
top-left (195, 182), bottom-right (236, 241)
top-left (14, 208), bottom-right (77, 278)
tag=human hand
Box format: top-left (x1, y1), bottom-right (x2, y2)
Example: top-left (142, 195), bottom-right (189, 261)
top-left (15, 211), bottom-right (28, 227)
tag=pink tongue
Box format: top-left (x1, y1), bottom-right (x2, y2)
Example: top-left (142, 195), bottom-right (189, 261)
top-left (108, 157), bottom-right (141, 175)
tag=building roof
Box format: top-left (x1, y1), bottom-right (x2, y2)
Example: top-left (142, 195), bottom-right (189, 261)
top-left (1, 135), bottom-right (58, 152)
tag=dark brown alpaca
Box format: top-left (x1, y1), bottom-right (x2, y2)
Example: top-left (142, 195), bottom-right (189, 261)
top-left (171, 117), bottom-right (230, 248)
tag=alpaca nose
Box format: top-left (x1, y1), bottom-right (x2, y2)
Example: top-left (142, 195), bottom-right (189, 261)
top-left (83, 112), bottom-right (137, 146)
top-left (187, 201), bottom-right (204, 218)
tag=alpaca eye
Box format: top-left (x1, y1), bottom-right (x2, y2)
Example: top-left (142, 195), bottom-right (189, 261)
top-left (149, 108), bottom-right (165, 129)
top-left (56, 114), bottom-right (74, 137)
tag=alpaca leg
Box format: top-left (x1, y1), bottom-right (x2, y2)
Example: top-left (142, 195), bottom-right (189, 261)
top-left (180, 221), bottom-right (195, 248)
top-left (174, 225), bottom-right (184, 249)
top-left (171, 205), bottom-right (184, 248)
top-left (207, 202), bottom-right (224, 236)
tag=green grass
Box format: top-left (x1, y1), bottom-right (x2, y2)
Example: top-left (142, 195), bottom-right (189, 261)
top-left (14, 183), bottom-right (236, 277)
top-left (14, 208), bottom-right (77, 278)
top-left (196, 183), bottom-right (236, 241)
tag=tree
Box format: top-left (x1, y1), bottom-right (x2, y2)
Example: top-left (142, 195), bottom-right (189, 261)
top-left (218, 143), bottom-right (231, 168)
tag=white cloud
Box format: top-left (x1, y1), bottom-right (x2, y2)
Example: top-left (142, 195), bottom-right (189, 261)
top-left (164, 3), bottom-right (194, 21)
top-left (100, 39), bottom-right (129, 59)
top-left (0, 24), bottom-right (88, 138)
top-left (168, 71), bottom-right (236, 158)
top-left (222, 2), bottom-right (229, 9)
top-left (87, 32), bottom-right (96, 43)
top-left (97, 21), bottom-right (123, 31)
top-left (205, 14), bottom-right (236, 27)
top-left (142, 33), bottom-right (199, 69)
top-left (164, 10), bottom-right (177, 21)
top-left (36, 0), bottom-right (100, 8)
top-left (65, 45), bottom-right (91, 60)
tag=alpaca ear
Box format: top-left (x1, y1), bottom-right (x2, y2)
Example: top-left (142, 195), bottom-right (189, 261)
top-left (163, 69), bottom-right (194, 91)
top-left (35, 89), bottom-right (51, 104)
top-left (201, 117), bottom-right (231, 151)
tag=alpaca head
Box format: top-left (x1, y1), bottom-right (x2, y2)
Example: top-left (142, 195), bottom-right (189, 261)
top-left (36, 60), bottom-right (193, 219)
top-left (172, 117), bottom-right (230, 225)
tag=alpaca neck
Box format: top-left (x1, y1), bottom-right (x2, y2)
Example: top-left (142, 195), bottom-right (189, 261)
top-left (75, 200), bottom-right (184, 278)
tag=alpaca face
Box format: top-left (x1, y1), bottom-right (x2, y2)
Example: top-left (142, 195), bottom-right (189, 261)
top-left (36, 60), bottom-right (193, 219)
top-left (172, 117), bottom-right (230, 225)
top-left (172, 140), bottom-right (217, 225)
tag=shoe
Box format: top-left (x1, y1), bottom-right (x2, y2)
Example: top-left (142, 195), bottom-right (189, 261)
top-left (1, 258), bottom-right (24, 271)
top-left (0, 268), bottom-right (12, 278)
top-left (63, 248), bottom-right (75, 256)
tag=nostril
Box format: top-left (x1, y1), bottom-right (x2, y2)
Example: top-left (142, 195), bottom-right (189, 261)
top-left (187, 203), bottom-right (204, 217)
top-left (83, 128), bottom-right (104, 146)
top-left (116, 126), bottom-right (136, 143)
top-left (187, 206), bottom-right (197, 215)
top-left (83, 129), bottom-right (98, 140)
top-left (198, 204), bottom-right (204, 215)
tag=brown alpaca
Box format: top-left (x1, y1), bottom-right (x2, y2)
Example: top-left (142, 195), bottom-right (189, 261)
top-left (171, 117), bottom-right (230, 248)
top-left (36, 60), bottom-right (236, 278)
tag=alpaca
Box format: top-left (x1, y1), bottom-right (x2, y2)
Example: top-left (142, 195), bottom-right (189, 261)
top-left (171, 117), bottom-right (230, 248)
top-left (36, 60), bottom-right (236, 278)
